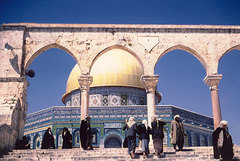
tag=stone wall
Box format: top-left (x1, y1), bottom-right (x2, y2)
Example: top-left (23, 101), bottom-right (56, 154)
top-left (0, 97), bottom-right (21, 152)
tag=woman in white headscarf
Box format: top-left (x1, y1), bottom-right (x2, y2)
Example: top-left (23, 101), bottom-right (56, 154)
top-left (212, 120), bottom-right (234, 160)
top-left (123, 117), bottom-right (138, 158)
top-left (137, 120), bottom-right (150, 158)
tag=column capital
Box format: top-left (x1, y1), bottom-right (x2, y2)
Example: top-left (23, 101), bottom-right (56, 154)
top-left (204, 74), bottom-right (222, 91)
top-left (141, 75), bottom-right (159, 93)
top-left (78, 75), bottom-right (93, 91)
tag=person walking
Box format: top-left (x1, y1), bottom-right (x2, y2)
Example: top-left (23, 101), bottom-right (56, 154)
top-left (212, 120), bottom-right (234, 160)
top-left (123, 117), bottom-right (138, 158)
top-left (137, 120), bottom-right (150, 159)
top-left (80, 114), bottom-right (92, 150)
top-left (41, 127), bottom-right (55, 149)
top-left (171, 115), bottom-right (187, 151)
top-left (151, 115), bottom-right (166, 157)
top-left (62, 127), bottom-right (72, 149)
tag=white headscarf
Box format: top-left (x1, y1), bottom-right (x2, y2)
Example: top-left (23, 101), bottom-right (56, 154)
top-left (219, 120), bottom-right (228, 128)
top-left (142, 120), bottom-right (148, 129)
top-left (174, 115), bottom-right (180, 120)
top-left (151, 115), bottom-right (158, 123)
top-left (127, 117), bottom-right (136, 128)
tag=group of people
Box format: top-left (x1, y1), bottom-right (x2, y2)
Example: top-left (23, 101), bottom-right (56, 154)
top-left (17, 114), bottom-right (235, 160)
top-left (123, 114), bottom-right (187, 159)
top-left (41, 127), bottom-right (72, 149)
top-left (40, 114), bottom-right (93, 150)
top-left (27, 114), bottom-right (93, 150)
top-left (123, 115), bottom-right (235, 160)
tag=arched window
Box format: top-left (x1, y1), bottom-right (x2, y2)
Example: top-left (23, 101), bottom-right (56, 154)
top-left (104, 134), bottom-right (122, 148)
top-left (91, 128), bottom-right (100, 146)
top-left (33, 134), bottom-right (41, 149)
top-left (194, 133), bottom-right (200, 146)
top-left (57, 130), bottom-right (63, 149)
top-left (73, 129), bottom-right (80, 147)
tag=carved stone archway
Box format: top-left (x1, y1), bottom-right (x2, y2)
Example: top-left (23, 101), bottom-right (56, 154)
top-left (1, 23), bottom-right (240, 151)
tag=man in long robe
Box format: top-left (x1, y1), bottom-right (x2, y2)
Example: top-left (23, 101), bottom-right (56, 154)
top-left (80, 114), bottom-right (92, 150)
top-left (171, 115), bottom-right (187, 151)
top-left (151, 115), bottom-right (166, 157)
top-left (62, 127), bottom-right (72, 149)
top-left (123, 117), bottom-right (138, 158)
top-left (212, 120), bottom-right (234, 160)
top-left (41, 127), bottom-right (55, 149)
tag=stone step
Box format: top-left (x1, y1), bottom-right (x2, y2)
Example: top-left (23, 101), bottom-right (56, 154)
top-left (2, 146), bottom-right (240, 161)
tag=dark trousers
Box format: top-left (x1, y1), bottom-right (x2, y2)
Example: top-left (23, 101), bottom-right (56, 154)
top-left (127, 136), bottom-right (136, 154)
top-left (213, 144), bottom-right (220, 159)
top-left (153, 137), bottom-right (163, 153)
top-left (86, 134), bottom-right (92, 148)
top-left (173, 142), bottom-right (184, 151)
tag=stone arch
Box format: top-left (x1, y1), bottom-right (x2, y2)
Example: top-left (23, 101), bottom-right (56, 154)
top-left (162, 127), bottom-right (168, 146)
top-left (217, 44), bottom-right (240, 72)
top-left (57, 129), bottom-right (63, 149)
top-left (208, 136), bottom-right (213, 146)
top-left (194, 133), bottom-right (200, 146)
top-left (186, 131), bottom-right (192, 147)
top-left (201, 135), bottom-right (208, 146)
top-left (25, 43), bottom-right (80, 72)
top-left (73, 128), bottom-right (80, 147)
top-left (33, 133), bottom-right (41, 149)
top-left (104, 134), bottom-right (122, 148)
top-left (89, 44), bottom-right (144, 74)
top-left (155, 45), bottom-right (207, 74)
top-left (91, 128), bottom-right (100, 146)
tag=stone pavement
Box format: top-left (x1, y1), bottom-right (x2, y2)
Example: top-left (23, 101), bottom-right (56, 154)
top-left (1, 146), bottom-right (240, 161)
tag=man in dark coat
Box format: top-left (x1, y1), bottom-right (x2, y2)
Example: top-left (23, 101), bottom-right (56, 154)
top-left (123, 117), bottom-right (139, 159)
top-left (62, 127), bottom-right (72, 149)
top-left (41, 127), bottom-right (55, 149)
top-left (80, 114), bottom-right (92, 150)
top-left (151, 115), bottom-right (166, 157)
top-left (212, 120), bottom-right (234, 160)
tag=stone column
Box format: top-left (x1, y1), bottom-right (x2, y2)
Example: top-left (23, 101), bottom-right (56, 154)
top-left (204, 75), bottom-right (222, 129)
top-left (141, 75), bottom-right (159, 127)
top-left (78, 75), bottom-right (93, 121)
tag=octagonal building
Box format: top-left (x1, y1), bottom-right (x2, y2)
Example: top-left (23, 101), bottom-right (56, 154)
top-left (24, 48), bottom-right (213, 149)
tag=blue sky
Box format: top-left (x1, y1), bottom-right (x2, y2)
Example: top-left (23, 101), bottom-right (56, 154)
top-left (1, 0), bottom-right (240, 145)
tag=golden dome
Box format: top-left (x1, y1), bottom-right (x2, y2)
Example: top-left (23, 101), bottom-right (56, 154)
top-left (90, 49), bottom-right (144, 88)
top-left (62, 49), bottom-right (144, 103)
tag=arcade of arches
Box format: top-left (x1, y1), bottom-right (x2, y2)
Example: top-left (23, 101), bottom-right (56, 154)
top-left (0, 23), bottom-right (240, 151)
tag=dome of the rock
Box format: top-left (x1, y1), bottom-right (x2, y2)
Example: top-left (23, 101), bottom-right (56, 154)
top-left (62, 49), bottom-right (144, 104)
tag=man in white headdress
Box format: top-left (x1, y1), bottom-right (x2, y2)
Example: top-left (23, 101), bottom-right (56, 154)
top-left (171, 115), bottom-right (187, 151)
top-left (212, 120), bottom-right (234, 160)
